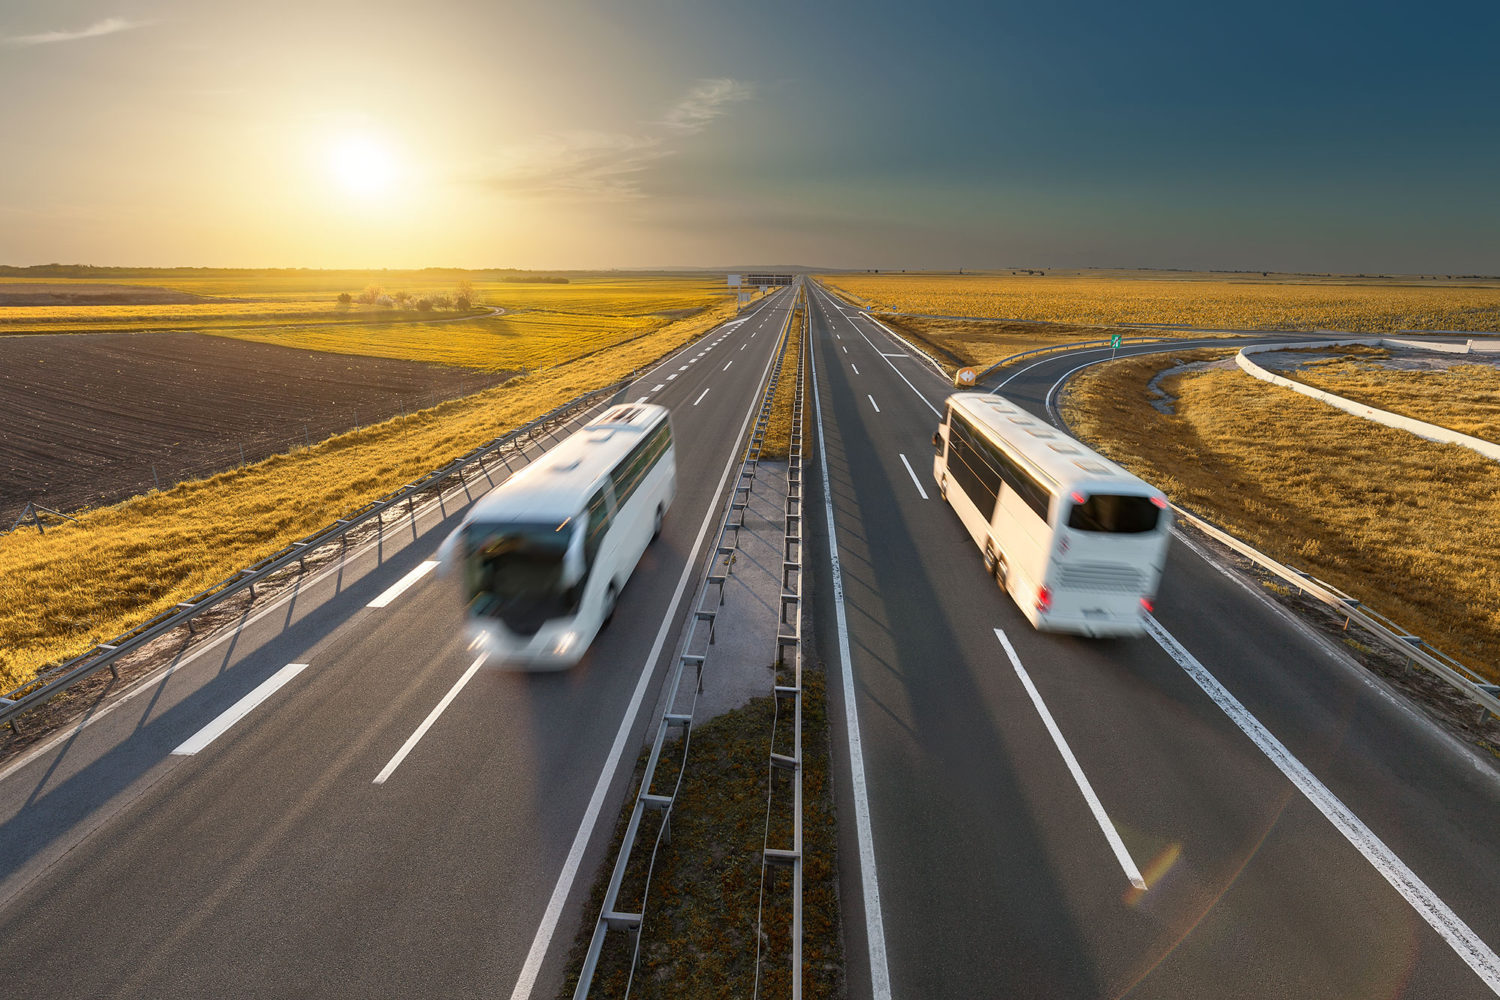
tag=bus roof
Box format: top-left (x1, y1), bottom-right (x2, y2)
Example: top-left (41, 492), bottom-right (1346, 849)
top-left (468, 403), bottom-right (669, 522)
top-left (946, 393), bottom-right (1161, 497)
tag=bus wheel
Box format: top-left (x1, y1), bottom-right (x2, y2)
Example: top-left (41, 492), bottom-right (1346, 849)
top-left (652, 504), bottom-right (664, 540)
top-left (603, 582), bottom-right (619, 626)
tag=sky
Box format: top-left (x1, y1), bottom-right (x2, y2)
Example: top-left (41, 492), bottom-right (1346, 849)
top-left (1, 0), bottom-right (1496, 273)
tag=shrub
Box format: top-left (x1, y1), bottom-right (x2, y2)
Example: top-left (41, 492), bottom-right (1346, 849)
top-left (336, 291), bottom-right (352, 305)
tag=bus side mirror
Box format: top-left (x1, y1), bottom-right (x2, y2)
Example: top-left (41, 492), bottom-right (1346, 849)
top-left (932, 430), bottom-right (943, 452)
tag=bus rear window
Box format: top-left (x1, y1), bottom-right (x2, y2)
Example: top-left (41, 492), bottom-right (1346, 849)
top-left (1066, 494), bottom-right (1161, 534)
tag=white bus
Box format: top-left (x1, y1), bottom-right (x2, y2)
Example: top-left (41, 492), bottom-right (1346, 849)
top-left (932, 393), bottom-right (1171, 637)
top-left (440, 403), bottom-right (675, 667)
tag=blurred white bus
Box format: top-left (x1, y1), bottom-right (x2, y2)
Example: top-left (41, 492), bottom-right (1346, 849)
top-left (441, 403), bottom-right (675, 666)
top-left (932, 393), bottom-right (1170, 637)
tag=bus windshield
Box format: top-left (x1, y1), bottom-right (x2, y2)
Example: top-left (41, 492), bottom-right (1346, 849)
top-left (1066, 494), bottom-right (1161, 534)
top-left (464, 520), bottom-right (580, 634)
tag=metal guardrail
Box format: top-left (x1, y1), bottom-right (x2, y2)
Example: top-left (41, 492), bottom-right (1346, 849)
top-left (0, 307), bottom-right (775, 737)
top-left (573, 286), bottom-right (799, 998)
top-left (754, 290), bottom-right (807, 998)
top-left (1173, 507), bottom-right (1500, 725)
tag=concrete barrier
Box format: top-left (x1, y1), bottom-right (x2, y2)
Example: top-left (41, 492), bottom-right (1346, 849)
top-left (1236, 340), bottom-right (1500, 461)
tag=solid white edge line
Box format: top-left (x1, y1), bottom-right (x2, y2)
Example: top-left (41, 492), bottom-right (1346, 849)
top-left (372, 653), bottom-right (486, 784)
top-left (867, 394), bottom-right (880, 413)
top-left (810, 317), bottom-right (893, 999)
top-left (693, 387), bottom-right (711, 406)
top-left (993, 629), bottom-right (1147, 889)
top-left (171, 663), bottom-right (308, 756)
top-left (897, 454), bottom-right (929, 500)
top-left (507, 306), bottom-right (788, 1000)
top-left (1143, 616), bottom-right (1500, 993)
top-left (366, 560), bottom-right (439, 608)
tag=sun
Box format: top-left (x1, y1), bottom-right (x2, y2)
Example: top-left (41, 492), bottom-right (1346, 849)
top-left (326, 133), bottom-right (399, 198)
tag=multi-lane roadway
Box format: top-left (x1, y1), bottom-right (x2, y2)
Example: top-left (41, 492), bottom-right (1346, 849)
top-left (3, 278), bottom-right (1499, 1000)
top-left (0, 286), bottom-right (798, 999)
top-left (803, 281), bottom-right (1500, 999)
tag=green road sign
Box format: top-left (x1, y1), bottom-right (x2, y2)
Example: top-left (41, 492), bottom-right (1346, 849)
top-left (1110, 334), bottom-right (1122, 349)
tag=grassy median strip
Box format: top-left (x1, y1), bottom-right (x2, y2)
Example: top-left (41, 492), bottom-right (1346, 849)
top-left (1062, 350), bottom-right (1500, 681)
top-left (760, 299), bottom-right (804, 461)
top-left (877, 313), bottom-right (1143, 375)
top-left (558, 670), bottom-right (842, 1000)
top-left (0, 301), bottom-right (737, 691)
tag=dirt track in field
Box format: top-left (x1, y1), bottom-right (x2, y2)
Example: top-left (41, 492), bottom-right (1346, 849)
top-left (0, 332), bottom-right (512, 523)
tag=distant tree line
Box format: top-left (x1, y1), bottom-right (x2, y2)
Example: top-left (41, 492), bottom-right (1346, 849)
top-left (336, 280), bottom-right (478, 311)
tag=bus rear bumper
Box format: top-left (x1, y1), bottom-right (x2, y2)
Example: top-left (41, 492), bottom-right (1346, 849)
top-left (1028, 610), bottom-right (1148, 638)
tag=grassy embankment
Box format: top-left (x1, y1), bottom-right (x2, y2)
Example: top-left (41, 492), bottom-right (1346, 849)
top-left (760, 294), bottom-right (805, 461)
top-left (558, 672), bottom-right (841, 1000)
top-left (1062, 350), bottom-right (1500, 681)
top-left (818, 273), bottom-right (1500, 377)
top-left (0, 299), bottom-right (739, 691)
top-left (1286, 355), bottom-right (1500, 443)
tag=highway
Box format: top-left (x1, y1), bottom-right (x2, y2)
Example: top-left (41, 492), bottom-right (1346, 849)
top-left (803, 282), bottom-right (1500, 1000)
top-left (4, 277), bottom-right (1499, 1000)
top-left (0, 285), bottom-right (798, 999)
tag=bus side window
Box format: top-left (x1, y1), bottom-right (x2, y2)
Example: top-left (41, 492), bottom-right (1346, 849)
top-left (585, 488), bottom-right (611, 569)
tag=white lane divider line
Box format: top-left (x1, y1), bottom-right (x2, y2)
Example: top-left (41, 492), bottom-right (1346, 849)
top-left (1144, 617), bottom-right (1500, 993)
top-left (851, 363), bottom-right (860, 375)
top-left (679, 365), bottom-right (689, 371)
top-left (867, 394), bottom-right (880, 413)
top-left (508, 332), bottom-right (786, 1000)
top-left (668, 374), bottom-right (678, 380)
top-left (842, 346), bottom-right (849, 354)
top-left (367, 560), bottom-right (439, 608)
top-left (723, 360), bottom-right (733, 371)
top-left (634, 395), bottom-right (649, 404)
top-left (693, 387), bottom-right (711, 406)
top-left (652, 384), bottom-right (665, 392)
top-left (172, 663), bottom-right (308, 756)
top-left (740, 344), bottom-right (746, 351)
top-left (994, 630), bottom-right (1147, 890)
top-left (898, 454), bottom-right (929, 499)
top-left (373, 653), bottom-right (486, 785)
top-left (810, 330), bottom-right (892, 998)
top-left (856, 329), bottom-right (941, 417)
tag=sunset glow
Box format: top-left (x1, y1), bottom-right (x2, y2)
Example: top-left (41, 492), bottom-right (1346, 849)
top-left (325, 133), bottom-right (400, 199)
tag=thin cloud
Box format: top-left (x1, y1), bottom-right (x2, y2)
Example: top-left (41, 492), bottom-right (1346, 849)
top-left (4, 17), bottom-right (147, 46)
top-left (487, 131), bottom-right (669, 201)
top-left (485, 79), bottom-right (755, 201)
top-left (660, 78), bottom-right (755, 133)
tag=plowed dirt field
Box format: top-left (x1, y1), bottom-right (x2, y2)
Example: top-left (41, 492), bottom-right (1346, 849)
top-left (0, 332), bottom-right (510, 523)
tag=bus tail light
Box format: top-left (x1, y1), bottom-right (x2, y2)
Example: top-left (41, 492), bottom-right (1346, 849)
top-left (1141, 597), bottom-right (1155, 613)
top-left (1035, 586), bottom-right (1052, 613)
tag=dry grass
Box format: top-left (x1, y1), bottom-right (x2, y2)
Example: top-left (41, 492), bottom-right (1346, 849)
top-left (557, 670), bottom-right (841, 1000)
top-left (209, 311), bottom-right (670, 373)
top-left (1286, 357), bottom-right (1500, 443)
top-left (761, 299), bottom-right (802, 461)
top-left (0, 301), bottom-right (739, 691)
top-left (820, 273), bottom-right (1500, 333)
top-left (1062, 350), bottom-right (1500, 681)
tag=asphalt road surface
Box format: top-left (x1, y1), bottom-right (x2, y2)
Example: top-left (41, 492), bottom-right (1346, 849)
top-left (803, 281), bottom-right (1500, 1000)
top-left (0, 285), bottom-right (798, 999)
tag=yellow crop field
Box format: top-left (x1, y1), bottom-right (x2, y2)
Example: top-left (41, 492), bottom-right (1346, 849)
top-left (0, 298), bottom-right (739, 691)
top-left (1062, 350), bottom-right (1500, 681)
top-left (210, 311), bottom-right (667, 373)
top-left (1287, 356), bottom-right (1500, 443)
top-left (821, 273), bottom-right (1500, 333)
